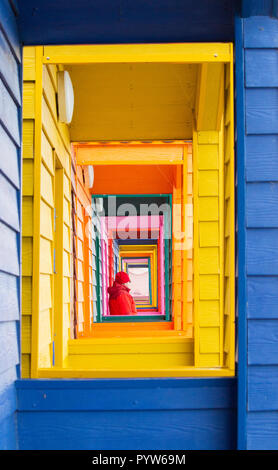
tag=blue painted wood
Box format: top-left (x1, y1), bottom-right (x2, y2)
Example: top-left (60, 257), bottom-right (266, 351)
top-left (241, 0), bottom-right (274, 18)
top-left (16, 378), bottom-right (236, 411)
top-left (0, 272), bottom-right (19, 321)
top-left (0, 322), bottom-right (19, 375)
top-left (247, 182), bottom-right (278, 227)
top-left (239, 7), bottom-right (278, 451)
top-left (18, 0), bottom-right (235, 46)
top-left (248, 365), bottom-right (278, 411)
top-left (0, 0), bottom-right (21, 451)
top-left (0, 413), bottom-right (17, 450)
top-left (247, 411), bottom-right (278, 450)
top-left (0, 28), bottom-right (20, 104)
top-left (247, 276), bottom-right (278, 319)
top-left (248, 320), bottom-right (278, 364)
top-left (246, 135), bottom-right (278, 182)
top-left (17, 409), bottom-right (236, 450)
top-left (246, 88), bottom-right (278, 135)
top-left (245, 49), bottom-right (278, 87)
top-left (16, 378), bottom-right (236, 450)
top-left (0, 76), bottom-right (20, 146)
top-left (0, 221), bottom-right (19, 276)
top-left (0, 0), bottom-right (20, 60)
top-left (0, 367), bottom-right (17, 421)
top-left (247, 228), bottom-right (278, 275)
top-left (8, 1), bottom-right (19, 16)
top-left (235, 12), bottom-right (248, 451)
top-left (244, 16), bottom-right (278, 48)
top-left (0, 173), bottom-right (20, 231)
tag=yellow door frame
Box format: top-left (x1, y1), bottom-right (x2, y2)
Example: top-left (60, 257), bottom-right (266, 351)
top-left (25, 42), bottom-right (234, 378)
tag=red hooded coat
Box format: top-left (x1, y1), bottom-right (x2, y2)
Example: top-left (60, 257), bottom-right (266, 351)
top-left (107, 281), bottom-right (137, 316)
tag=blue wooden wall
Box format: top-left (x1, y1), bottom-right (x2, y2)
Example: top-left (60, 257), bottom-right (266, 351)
top-left (16, 378), bottom-right (236, 450)
top-left (17, 0), bottom-right (236, 45)
top-left (0, 0), bottom-right (21, 450)
top-left (237, 12), bottom-right (278, 450)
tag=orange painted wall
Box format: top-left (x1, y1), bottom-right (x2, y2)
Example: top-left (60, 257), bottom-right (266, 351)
top-left (91, 165), bottom-right (176, 195)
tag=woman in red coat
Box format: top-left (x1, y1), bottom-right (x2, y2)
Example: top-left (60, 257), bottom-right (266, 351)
top-left (107, 271), bottom-right (137, 316)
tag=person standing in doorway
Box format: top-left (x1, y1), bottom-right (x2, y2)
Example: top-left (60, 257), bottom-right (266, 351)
top-left (107, 271), bottom-right (137, 316)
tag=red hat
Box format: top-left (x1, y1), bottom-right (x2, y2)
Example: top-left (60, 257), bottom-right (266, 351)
top-left (115, 271), bottom-right (131, 284)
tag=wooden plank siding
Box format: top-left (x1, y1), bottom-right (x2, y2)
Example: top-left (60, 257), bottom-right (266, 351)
top-left (0, 0), bottom-right (21, 450)
top-left (71, 163), bottom-right (93, 337)
top-left (193, 130), bottom-right (224, 367)
top-left (242, 15), bottom-right (278, 449)
top-left (22, 49), bottom-right (73, 375)
top-left (16, 378), bottom-right (236, 450)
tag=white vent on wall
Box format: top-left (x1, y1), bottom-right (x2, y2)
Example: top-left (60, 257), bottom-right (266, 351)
top-left (57, 71), bottom-right (74, 124)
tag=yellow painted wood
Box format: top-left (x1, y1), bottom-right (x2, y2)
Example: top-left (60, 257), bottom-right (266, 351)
top-left (41, 163), bottom-right (54, 207)
top-left (23, 82), bottom-right (35, 119)
top-left (22, 276), bottom-right (32, 315)
top-left (39, 274), bottom-right (52, 311)
top-left (198, 170), bottom-right (219, 196)
top-left (198, 354), bottom-right (220, 367)
top-left (199, 222), bottom-right (219, 247)
top-left (22, 238), bottom-right (33, 276)
top-left (67, 337), bottom-right (193, 369)
top-left (22, 315), bottom-right (31, 353)
top-left (40, 237), bottom-right (53, 274)
top-left (42, 96), bottom-right (70, 176)
top-left (37, 366), bottom-right (234, 379)
top-left (23, 47), bottom-right (36, 80)
top-left (68, 63), bottom-right (197, 141)
top-left (198, 144), bottom-right (219, 169)
top-left (75, 144), bottom-right (184, 165)
top-left (30, 46), bottom-right (43, 378)
top-left (199, 197), bottom-right (219, 221)
top-left (199, 275), bottom-right (220, 300)
top-left (222, 59), bottom-right (235, 371)
top-left (195, 64), bottom-right (224, 131)
top-left (43, 65), bottom-right (71, 153)
top-left (63, 197), bottom-right (71, 227)
top-left (21, 355), bottom-right (30, 378)
top-left (22, 120), bottom-right (34, 159)
top-left (21, 44), bottom-right (235, 378)
top-left (22, 196), bottom-right (33, 237)
top-left (199, 247), bottom-right (219, 274)
top-left (219, 117), bottom-right (225, 366)
top-left (63, 174), bottom-right (71, 202)
top-left (22, 46), bottom-right (73, 378)
top-left (40, 200), bottom-right (53, 240)
top-left (41, 131), bottom-right (54, 175)
top-left (43, 64), bottom-right (57, 121)
top-left (43, 43), bottom-right (232, 64)
top-left (46, 64), bottom-right (58, 91)
top-left (199, 327), bottom-right (220, 353)
top-left (172, 166), bottom-right (182, 330)
top-left (23, 160), bottom-right (34, 196)
top-left (182, 147), bottom-right (188, 332)
top-left (63, 224), bottom-right (71, 253)
top-left (54, 168), bottom-right (66, 367)
top-left (193, 119), bottom-right (223, 366)
top-left (199, 301), bottom-right (220, 327)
